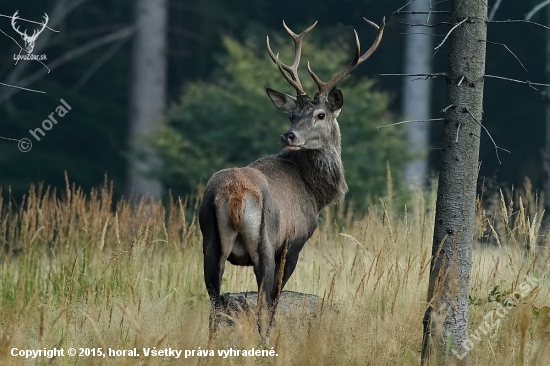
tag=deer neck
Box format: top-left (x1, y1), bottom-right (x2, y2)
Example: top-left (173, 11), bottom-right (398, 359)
top-left (280, 121), bottom-right (348, 210)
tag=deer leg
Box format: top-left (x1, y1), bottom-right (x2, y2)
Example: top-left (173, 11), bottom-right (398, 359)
top-left (268, 250), bottom-right (300, 328)
top-left (277, 251), bottom-right (300, 292)
top-left (203, 235), bottom-right (228, 335)
top-left (253, 243), bottom-right (276, 339)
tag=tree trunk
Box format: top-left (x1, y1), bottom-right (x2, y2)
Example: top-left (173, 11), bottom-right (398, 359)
top-left (544, 3), bottom-right (550, 213)
top-left (127, 0), bottom-right (168, 199)
top-left (402, 0), bottom-right (433, 188)
top-left (421, 1), bottom-right (488, 364)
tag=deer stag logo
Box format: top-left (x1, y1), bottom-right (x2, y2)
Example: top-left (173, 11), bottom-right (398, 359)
top-left (11, 11), bottom-right (49, 54)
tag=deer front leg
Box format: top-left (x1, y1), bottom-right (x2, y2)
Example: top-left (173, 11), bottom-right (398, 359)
top-left (268, 248), bottom-right (301, 327)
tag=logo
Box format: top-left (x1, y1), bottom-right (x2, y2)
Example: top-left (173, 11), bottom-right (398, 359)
top-left (11, 11), bottom-right (49, 54)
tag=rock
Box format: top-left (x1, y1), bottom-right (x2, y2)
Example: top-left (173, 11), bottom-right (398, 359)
top-left (220, 291), bottom-right (324, 318)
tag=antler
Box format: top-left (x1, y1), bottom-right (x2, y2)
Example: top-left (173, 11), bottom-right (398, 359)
top-left (308, 17), bottom-right (386, 94)
top-left (267, 21), bottom-right (317, 96)
top-left (11, 11), bottom-right (26, 38)
top-left (31, 13), bottom-right (49, 39)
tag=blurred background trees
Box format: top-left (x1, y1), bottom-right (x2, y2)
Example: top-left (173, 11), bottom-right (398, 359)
top-left (0, 0), bottom-right (549, 209)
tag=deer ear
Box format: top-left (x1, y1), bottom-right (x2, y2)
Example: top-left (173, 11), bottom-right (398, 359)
top-left (266, 88), bottom-right (297, 114)
top-left (327, 87), bottom-right (344, 112)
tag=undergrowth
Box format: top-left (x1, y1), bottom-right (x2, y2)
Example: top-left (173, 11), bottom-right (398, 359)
top-left (0, 176), bottom-right (548, 365)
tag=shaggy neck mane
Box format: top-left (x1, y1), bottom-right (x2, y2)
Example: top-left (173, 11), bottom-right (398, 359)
top-left (279, 144), bottom-right (348, 210)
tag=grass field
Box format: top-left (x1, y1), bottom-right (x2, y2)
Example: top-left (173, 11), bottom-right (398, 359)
top-left (0, 177), bottom-right (548, 365)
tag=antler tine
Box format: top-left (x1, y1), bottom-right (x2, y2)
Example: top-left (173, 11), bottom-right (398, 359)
top-left (266, 21), bottom-right (317, 96)
top-left (34, 13), bottom-right (49, 37)
top-left (358, 16), bottom-right (385, 64)
top-left (11, 11), bottom-right (25, 36)
top-left (308, 17), bottom-right (386, 94)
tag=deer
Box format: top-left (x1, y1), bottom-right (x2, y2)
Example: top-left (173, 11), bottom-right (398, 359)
top-left (199, 17), bottom-right (385, 338)
top-left (11, 11), bottom-right (49, 54)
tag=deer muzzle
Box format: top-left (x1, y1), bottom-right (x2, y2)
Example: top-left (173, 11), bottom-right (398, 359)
top-left (281, 131), bottom-right (303, 151)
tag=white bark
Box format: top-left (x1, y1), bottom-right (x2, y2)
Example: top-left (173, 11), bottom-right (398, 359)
top-left (402, 0), bottom-right (434, 188)
top-left (127, 0), bottom-right (168, 198)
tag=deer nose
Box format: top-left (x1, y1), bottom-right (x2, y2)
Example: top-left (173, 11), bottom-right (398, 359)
top-left (281, 131), bottom-right (296, 145)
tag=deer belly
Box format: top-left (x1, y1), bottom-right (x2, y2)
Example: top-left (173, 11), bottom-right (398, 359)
top-left (228, 235), bottom-right (253, 266)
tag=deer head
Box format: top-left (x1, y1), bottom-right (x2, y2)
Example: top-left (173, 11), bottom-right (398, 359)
top-left (12, 11), bottom-right (49, 54)
top-left (265, 18), bottom-right (385, 152)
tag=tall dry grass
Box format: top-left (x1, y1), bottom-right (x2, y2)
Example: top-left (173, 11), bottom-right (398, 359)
top-left (0, 176), bottom-right (548, 365)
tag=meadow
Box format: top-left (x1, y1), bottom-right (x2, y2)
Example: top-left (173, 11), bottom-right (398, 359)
top-left (0, 176), bottom-right (548, 365)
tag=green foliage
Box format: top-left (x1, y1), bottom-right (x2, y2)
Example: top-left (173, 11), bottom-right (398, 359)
top-left (152, 33), bottom-right (410, 205)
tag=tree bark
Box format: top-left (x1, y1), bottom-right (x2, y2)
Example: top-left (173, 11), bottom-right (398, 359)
top-left (421, 1), bottom-right (488, 364)
top-left (402, 0), bottom-right (433, 188)
top-left (544, 3), bottom-right (550, 213)
top-left (127, 0), bottom-right (168, 198)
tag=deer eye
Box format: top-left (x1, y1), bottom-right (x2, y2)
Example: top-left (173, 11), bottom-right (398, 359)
top-left (317, 113), bottom-right (325, 120)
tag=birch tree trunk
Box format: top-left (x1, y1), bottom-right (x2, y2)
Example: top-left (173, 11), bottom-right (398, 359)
top-left (421, 0), bottom-right (488, 363)
top-left (402, 0), bottom-right (433, 188)
top-left (127, 0), bottom-right (168, 198)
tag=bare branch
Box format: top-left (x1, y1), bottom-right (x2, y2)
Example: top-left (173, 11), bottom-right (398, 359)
top-left (401, 22), bottom-right (451, 27)
top-left (488, 0), bottom-right (504, 21)
top-left (393, 11), bottom-right (449, 15)
top-left (463, 107), bottom-right (510, 164)
top-left (0, 12), bottom-right (59, 33)
top-left (376, 118), bottom-right (445, 133)
top-left (487, 19), bottom-right (550, 31)
top-left (0, 81), bottom-right (45, 93)
top-left (434, 17), bottom-right (469, 53)
top-left (483, 41), bottom-right (527, 71)
top-left (0, 136), bottom-right (23, 143)
top-left (484, 74), bottom-right (550, 90)
top-left (375, 72), bottom-right (447, 79)
top-left (0, 0), bottom-right (88, 98)
top-left (0, 27), bottom-right (134, 103)
top-left (395, 0), bottom-right (417, 14)
top-left (401, 32), bottom-right (445, 37)
top-left (526, 0), bottom-right (550, 21)
top-left (441, 104), bottom-right (455, 113)
top-left (72, 34), bottom-right (130, 91)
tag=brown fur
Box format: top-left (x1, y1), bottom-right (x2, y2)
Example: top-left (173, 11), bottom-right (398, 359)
top-left (214, 169), bottom-right (261, 231)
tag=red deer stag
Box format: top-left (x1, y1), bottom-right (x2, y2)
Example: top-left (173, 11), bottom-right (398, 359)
top-left (199, 17), bottom-right (385, 337)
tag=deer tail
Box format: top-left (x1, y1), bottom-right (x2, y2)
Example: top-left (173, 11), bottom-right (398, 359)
top-left (227, 191), bottom-right (244, 231)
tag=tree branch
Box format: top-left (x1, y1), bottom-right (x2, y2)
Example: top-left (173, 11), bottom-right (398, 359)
top-left (0, 12), bottom-right (60, 33)
top-left (526, 0), bottom-right (550, 21)
top-left (463, 107), bottom-right (510, 164)
top-left (393, 11), bottom-right (449, 15)
top-left (483, 41), bottom-right (527, 71)
top-left (401, 22), bottom-right (451, 27)
top-left (434, 17), bottom-right (469, 53)
top-left (376, 118), bottom-right (445, 133)
top-left (375, 72), bottom-right (447, 79)
top-left (488, 0), bottom-right (504, 21)
top-left (484, 74), bottom-right (550, 90)
top-left (395, 0), bottom-right (418, 14)
top-left (487, 19), bottom-right (550, 31)
top-left (0, 27), bottom-right (134, 103)
top-left (0, 81), bottom-right (45, 94)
